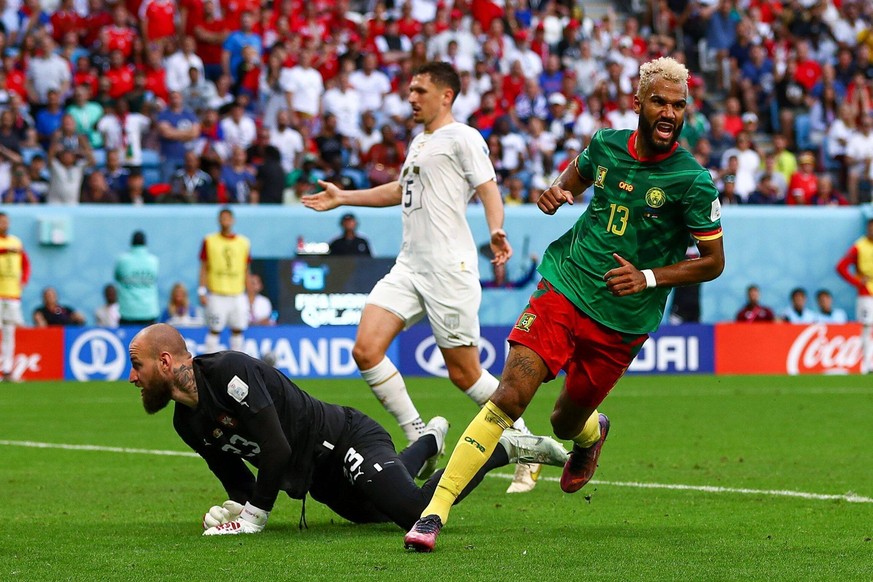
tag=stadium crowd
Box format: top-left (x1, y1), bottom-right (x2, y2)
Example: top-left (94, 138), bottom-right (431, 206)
top-left (0, 0), bottom-right (869, 206)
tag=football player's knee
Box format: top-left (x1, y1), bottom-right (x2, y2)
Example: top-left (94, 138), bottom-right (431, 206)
top-left (446, 365), bottom-right (479, 391)
top-left (352, 342), bottom-right (382, 369)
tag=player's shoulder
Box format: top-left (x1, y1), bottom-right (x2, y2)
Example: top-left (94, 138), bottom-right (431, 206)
top-left (591, 127), bottom-right (632, 147)
top-left (195, 351), bottom-right (261, 383)
top-left (441, 121), bottom-right (485, 141)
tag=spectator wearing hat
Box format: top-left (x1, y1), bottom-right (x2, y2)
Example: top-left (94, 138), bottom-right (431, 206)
top-left (114, 230), bottom-right (160, 326)
top-left (719, 173), bottom-right (742, 205)
top-left (329, 213), bottom-right (371, 256)
top-left (511, 30), bottom-right (543, 81)
top-left (787, 151), bottom-right (819, 205)
top-left (546, 92), bottom-right (573, 142)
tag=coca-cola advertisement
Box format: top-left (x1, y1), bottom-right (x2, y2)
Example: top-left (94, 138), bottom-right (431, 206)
top-left (5, 327), bottom-right (65, 381)
top-left (715, 323), bottom-right (868, 375)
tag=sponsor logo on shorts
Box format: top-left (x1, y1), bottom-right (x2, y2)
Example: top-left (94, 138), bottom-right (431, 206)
top-left (514, 312), bottom-right (536, 332)
top-left (645, 187), bottom-right (666, 208)
top-left (444, 313), bottom-right (460, 330)
top-left (594, 166), bottom-right (608, 188)
top-left (464, 436), bottom-right (486, 453)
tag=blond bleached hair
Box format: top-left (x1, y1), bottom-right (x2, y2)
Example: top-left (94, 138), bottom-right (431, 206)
top-left (636, 57), bottom-right (689, 99)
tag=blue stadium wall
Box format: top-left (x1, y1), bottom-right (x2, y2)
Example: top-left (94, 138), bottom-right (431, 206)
top-left (3, 204), bottom-right (868, 326)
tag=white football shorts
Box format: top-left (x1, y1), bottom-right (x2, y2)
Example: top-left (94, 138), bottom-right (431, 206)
top-left (206, 293), bottom-right (249, 332)
top-left (366, 263), bottom-right (481, 348)
top-left (0, 298), bottom-right (23, 326)
top-left (857, 296), bottom-right (873, 325)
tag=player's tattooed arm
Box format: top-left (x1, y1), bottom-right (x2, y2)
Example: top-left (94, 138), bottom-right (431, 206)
top-left (174, 363), bottom-right (197, 396)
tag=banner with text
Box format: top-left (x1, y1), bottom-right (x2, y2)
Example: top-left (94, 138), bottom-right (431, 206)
top-left (396, 324), bottom-right (714, 377)
top-left (62, 326), bottom-right (376, 381)
top-left (714, 322), bottom-right (866, 374)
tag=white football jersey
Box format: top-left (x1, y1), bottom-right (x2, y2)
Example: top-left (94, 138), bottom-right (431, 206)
top-left (396, 122), bottom-right (495, 274)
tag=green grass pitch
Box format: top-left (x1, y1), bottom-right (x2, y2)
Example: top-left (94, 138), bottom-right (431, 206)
top-left (2, 374), bottom-right (871, 580)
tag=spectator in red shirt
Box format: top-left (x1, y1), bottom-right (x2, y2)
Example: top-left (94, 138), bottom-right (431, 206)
top-left (722, 96), bottom-right (745, 138)
top-left (106, 50), bottom-right (135, 100)
top-left (50, 0), bottom-right (82, 44)
top-left (143, 47), bottom-right (169, 103)
top-left (786, 151), bottom-right (819, 205)
top-left (736, 284), bottom-right (776, 322)
top-left (193, 0), bottom-right (228, 82)
top-left (83, 0), bottom-right (113, 48)
top-left (396, 1), bottom-right (422, 40)
top-left (103, 5), bottom-right (136, 59)
top-left (3, 53), bottom-right (26, 100)
top-left (139, 0), bottom-right (176, 51)
top-left (793, 40), bottom-right (822, 93)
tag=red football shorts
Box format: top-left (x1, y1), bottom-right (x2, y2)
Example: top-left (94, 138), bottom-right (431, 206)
top-left (507, 280), bottom-right (648, 408)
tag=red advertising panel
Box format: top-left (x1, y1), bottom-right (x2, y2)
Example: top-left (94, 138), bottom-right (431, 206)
top-left (4, 327), bottom-right (65, 381)
top-left (715, 323), bottom-right (865, 375)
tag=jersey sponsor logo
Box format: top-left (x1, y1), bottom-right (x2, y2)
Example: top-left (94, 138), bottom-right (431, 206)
top-left (69, 328), bottom-right (127, 381)
top-left (227, 375), bottom-right (249, 402)
top-left (619, 181), bottom-right (634, 192)
top-left (710, 198), bottom-right (722, 221)
top-left (594, 166), bottom-right (608, 188)
top-left (218, 414), bottom-right (237, 428)
top-left (514, 312), bottom-right (536, 332)
top-left (645, 187), bottom-right (666, 208)
top-left (414, 335), bottom-right (497, 377)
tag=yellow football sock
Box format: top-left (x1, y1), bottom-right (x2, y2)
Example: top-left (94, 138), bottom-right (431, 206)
top-left (572, 409), bottom-right (601, 448)
top-left (421, 401), bottom-right (513, 524)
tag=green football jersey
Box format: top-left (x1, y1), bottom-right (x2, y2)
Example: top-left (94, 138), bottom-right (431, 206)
top-left (538, 129), bottom-right (723, 334)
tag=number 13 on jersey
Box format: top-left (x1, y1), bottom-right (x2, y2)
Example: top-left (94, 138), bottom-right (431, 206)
top-left (606, 203), bottom-right (629, 236)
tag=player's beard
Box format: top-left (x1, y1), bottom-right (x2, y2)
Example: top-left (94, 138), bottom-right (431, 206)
top-left (142, 381), bottom-right (173, 414)
top-left (638, 113), bottom-right (683, 154)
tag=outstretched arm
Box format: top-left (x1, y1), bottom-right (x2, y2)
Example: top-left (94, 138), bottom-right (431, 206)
top-left (301, 180), bottom-right (403, 212)
top-left (475, 179), bottom-right (512, 265)
top-left (604, 237), bottom-right (725, 297)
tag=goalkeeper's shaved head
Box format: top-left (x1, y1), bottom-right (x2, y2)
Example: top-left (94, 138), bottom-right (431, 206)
top-left (134, 323), bottom-right (191, 359)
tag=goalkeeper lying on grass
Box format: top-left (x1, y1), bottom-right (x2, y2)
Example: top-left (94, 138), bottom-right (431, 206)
top-left (128, 324), bottom-right (569, 535)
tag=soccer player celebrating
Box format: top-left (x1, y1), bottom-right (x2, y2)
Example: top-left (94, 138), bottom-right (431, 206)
top-left (0, 212), bottom-right (29, 381)
top-left (303, 62), bottom-right (541, 492)
top-left (405, 57), bottom-right (726, 552)
top-left (198, 208), bottom-right (250, 353)
top-left (128, 324), bottom-right (569, 535)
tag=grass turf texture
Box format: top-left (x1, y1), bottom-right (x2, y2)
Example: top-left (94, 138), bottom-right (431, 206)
top-left (2, 375), bottom-right (871, 580)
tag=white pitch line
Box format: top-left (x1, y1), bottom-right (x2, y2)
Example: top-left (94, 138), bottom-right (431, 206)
top-left (0, 439), bottom-right (199, 458)
top-left (3, 439), bottom-right (871, 504)
top-left (486, 473), bottom-right (873, 504)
